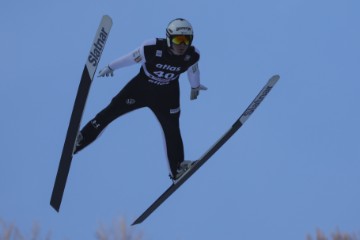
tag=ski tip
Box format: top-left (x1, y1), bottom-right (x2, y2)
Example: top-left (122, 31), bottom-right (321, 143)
top-left (101, 15), bottom-right (113, 26)
top-left (103, 14), bottom-right (113, 21)
top-left (268, 74), bottom-right (280, 85)
top-left (271, 74), bottom-right (280, 81)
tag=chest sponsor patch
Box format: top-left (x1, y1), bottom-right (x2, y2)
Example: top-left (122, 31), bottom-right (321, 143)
top-left (156, 50), bottom-right (163, 57)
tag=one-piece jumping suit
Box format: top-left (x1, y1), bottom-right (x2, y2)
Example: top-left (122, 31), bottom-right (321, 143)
top-left (75, 38), bottom-right (201, 177)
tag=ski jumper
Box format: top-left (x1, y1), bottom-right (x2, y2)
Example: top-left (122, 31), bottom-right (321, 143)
top-left (76, 38), bottom-right (201, 177)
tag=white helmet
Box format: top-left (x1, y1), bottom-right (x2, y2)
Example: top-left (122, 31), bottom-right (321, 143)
top-left (166, 18), bottom-right (193, 48)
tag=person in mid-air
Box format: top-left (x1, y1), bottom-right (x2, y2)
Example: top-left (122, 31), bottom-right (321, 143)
top-left (74, 18), bottom-right (207, 181)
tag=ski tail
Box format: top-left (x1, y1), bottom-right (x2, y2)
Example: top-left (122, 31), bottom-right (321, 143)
top-left (50, 15), bottom-right (113, 212)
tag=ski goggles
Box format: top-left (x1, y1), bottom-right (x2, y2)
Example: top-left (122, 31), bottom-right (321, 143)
top-left (171, 35), bottom-right (191, 45)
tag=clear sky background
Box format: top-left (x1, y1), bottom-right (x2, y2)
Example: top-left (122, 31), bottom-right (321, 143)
top-left (1, 0), bottom-right (359, 239)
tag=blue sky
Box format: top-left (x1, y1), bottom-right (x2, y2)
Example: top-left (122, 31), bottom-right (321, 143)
top-left (1, 0), bottom-right (359, 239)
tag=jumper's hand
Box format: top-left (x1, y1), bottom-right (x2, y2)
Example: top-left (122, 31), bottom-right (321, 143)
top-left (190, 84), bottom-right (207, 100)
top-left (98, 65), bottom-right (114, 77)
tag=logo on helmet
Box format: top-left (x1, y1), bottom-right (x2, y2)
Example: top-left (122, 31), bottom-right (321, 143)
top-left (176, 27), bottom-right (191, 32)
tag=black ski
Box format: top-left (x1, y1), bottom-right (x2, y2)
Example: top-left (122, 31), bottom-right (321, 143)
top-left (132, 74), bottom-right (280, 225)
top-left (50, 15), bottom-right (112, 212)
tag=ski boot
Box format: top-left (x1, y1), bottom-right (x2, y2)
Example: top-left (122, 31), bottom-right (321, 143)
top-left (73, 132), bottom-right (84, 154)
top-left (171, 160), bottom-right (197, 182)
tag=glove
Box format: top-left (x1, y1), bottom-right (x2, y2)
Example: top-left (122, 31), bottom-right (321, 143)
top-left (98, 65), bottom-right (114, 77)
top-left (190, 84), bottom-right (207, 100)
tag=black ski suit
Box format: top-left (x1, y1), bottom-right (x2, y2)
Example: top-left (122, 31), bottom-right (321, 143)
top-left (75, 38), bottom-right (201, 177)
